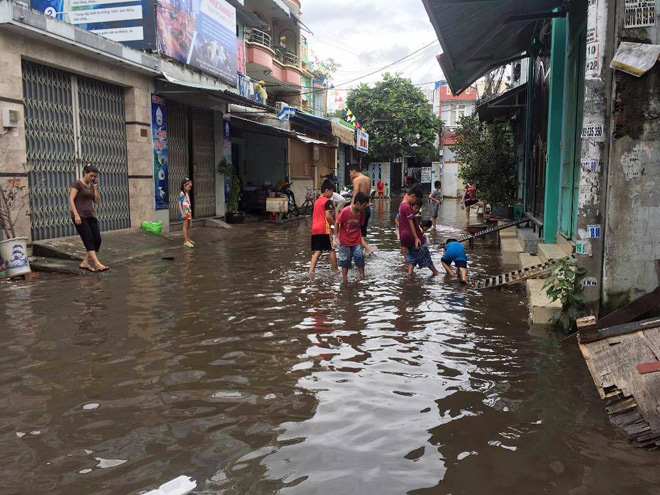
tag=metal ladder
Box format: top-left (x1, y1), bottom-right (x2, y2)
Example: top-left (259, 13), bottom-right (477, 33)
top-left (456, 217), bottom-right (529, 245)
top-left (473, 259), bottom-right (559, 289)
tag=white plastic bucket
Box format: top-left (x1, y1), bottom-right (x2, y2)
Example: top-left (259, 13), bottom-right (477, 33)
top-left (0, 237), bottom-right (31, 277)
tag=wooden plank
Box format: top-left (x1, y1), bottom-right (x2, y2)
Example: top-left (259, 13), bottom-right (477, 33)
top-left (581, 316), bottom-right (660, 344)
top-left (596, 287), bottom-right (660, 329)
top-left (580, 327), bottom-right (660, 448)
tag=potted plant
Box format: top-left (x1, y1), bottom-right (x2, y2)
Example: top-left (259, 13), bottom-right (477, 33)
top-left (218, 158), bottom-right (245, 224)
top-left (0, 177), bottom-right (31, 277)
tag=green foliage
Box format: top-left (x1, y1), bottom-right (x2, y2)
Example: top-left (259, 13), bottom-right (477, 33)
top-left (346, 73), bottom-right (443, 162)
top-left (453, 115), bottom-right (517, 206)
top-left (542, 257), bottom-right (587, 333)
top-left (218, 158), bottom-right (242, 213)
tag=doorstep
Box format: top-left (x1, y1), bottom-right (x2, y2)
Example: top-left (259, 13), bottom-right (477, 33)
top-left (500, 237), bottom-right (524, 266)
top-left (527, 278), bottom-right (561, 325)
top-left (538, 242), bottom-right (572, 263)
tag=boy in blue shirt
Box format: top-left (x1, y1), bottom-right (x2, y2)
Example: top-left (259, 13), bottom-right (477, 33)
top-left (441, 238), bottom-right (468, 283)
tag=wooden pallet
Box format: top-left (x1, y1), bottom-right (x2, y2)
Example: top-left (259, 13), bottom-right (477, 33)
top-left (474, 259), bottom-right (558, 289)
top-left (457, 217), bottom-right (529, 244)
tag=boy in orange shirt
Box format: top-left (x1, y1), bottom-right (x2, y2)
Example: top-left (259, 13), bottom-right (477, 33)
top-left (309, 180), bottom-right (338, 274)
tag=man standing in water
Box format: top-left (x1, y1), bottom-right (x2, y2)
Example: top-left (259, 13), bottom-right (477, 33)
top-left (348, 164), bottom-right (372, 243)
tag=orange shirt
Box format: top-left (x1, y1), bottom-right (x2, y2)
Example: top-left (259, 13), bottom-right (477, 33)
top-left (311, 196), bottom-right (334, 235)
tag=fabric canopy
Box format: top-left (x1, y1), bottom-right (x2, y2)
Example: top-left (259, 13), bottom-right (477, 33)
top-left (422, 0), bottom-right (565, 95)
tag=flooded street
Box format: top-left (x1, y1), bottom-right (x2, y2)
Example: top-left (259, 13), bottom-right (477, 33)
top-left (1, 199), bottom-right (659, 495)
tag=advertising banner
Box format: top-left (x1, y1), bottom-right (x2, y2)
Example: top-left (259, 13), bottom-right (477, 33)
top-left (30, 0), bottom-right (156, 49)
top-left (356, 130), bottom-right (369, 153)
top-left (151, 95), bottom-right (169, 210)
top-left (156, 0), bottom-right (237, 86)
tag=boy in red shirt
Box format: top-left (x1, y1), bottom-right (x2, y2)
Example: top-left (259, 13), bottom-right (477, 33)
top-left (309, 180), bottom-right (338, 274)
top-left (335, 191), bottom-right (371, 282)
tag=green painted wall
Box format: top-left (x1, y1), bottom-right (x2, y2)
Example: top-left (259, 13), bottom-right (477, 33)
top-left (543, 17), bottom-right (567, 243)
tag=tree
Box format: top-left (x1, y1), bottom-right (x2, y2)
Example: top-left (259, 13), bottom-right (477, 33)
top-left (346, 74), bottom-right (442, 162)
top-left (453, 115), bottom-right (517, 206)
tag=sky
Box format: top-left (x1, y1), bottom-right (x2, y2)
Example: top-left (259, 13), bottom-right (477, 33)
top-left (301, 0), bottom-right (444, 97)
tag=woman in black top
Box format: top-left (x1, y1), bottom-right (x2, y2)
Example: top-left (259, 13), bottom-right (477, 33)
top-left (68, 164), bottom-right (108, 272)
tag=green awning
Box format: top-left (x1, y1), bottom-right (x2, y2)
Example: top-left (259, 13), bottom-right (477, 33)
top-left (422, 0), bottom-right (565, 95)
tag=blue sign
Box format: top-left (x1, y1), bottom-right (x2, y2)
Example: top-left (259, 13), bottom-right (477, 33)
top-left (30, 0), bottom-right (156, 50)
top-left (157, 0), bottom-right (237, 86)
top-left (151, 95), bottom-right (169, 210)
top-left (587, 224), bottom-right (601, 239)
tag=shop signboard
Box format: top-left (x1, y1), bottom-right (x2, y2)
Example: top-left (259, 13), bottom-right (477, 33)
top-left (151, 95), bottom-right (169, 210)
top-left (156, 0), bottom-right (237, 86)
top-left (30, 0), bottom-right (157, 49)
top-left (421, 167), bottom-right (432, 183)
top-left (356, 130), bottom-right (369, 153)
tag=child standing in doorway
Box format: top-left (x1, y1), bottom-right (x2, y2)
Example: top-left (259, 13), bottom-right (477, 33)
top-left (335, 192), bottom-right (371, 282)
top-left (428, 180), bottom-right (443, 229)
top-left (179, 178), bottom-right (194, 248)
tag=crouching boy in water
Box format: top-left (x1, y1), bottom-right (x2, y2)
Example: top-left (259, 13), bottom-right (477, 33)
top-left (335, 192), bottom-right (371, 282)
top-left (309, 180), bottom-right (338, 274)
top-left (441, 238), bottom-right (469, 283)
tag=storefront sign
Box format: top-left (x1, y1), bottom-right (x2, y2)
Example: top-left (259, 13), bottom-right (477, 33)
top-left (421, 167), bottom-right (432, 184)
top-left (356, 130), bottom-right (369, 153)
top-left (156, 0), bottom-right (237, 86)
top-left (31, 0), bottom-right (157, 49)
top-left (625, 0), bottom-right (655, 28)
top-left (151, 95), bottom-right (169, 210)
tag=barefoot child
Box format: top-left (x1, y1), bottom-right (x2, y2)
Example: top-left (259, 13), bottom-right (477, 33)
top-left (179, 178), bottom-right (194, 248)
top-left (335, 192), bottom-right (371, 283)
top-left (441, 238), bottom-right (469, 283)
top-left (428, 180), bottom-right (443, 229)
top-left (405, 199), bottom-right (440, 276)
top-left (309, 180), bottom-right (338, 274)
top-left (397, 185), bottom-right (422, 262)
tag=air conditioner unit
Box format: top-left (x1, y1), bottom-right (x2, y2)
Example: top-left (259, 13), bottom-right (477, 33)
top-left (276, 101), bottom-right (288, 113)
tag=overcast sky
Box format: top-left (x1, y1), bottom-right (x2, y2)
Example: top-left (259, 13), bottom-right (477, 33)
top-left (302, 0), bottom-right (443, 94)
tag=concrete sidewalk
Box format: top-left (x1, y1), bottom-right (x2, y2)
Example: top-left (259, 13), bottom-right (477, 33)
top-left (31, 219), bottom-right (236, 275)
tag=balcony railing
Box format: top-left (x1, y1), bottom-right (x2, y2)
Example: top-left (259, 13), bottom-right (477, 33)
top-left (246, 28), bottom-right (272, 49)
top-left (246, 28), bottom-right (300, 69)
top-left (274, 47), bottom-right (300, 68)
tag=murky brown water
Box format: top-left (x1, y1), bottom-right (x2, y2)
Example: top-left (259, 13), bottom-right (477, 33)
top-left (1, 199), bottom-right (659, 495)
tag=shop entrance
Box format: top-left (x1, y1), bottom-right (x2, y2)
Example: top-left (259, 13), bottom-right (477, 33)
top-left (23, 61), bottom-right (130, 240)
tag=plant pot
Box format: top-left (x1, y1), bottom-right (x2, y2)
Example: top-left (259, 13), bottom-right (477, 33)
top-left (225, 212), bottom-right (246, 224)
top-left (501, 206), bottom-right (514, 219)
top-left (0, 237), bottom-right (31, 277)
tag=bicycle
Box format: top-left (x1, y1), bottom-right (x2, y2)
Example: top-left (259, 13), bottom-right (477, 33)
top-left (298, 187), bottom-right (317, 216)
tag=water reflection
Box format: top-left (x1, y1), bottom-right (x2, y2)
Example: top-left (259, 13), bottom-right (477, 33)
top-left (0, 200), bottom-right (658, 495)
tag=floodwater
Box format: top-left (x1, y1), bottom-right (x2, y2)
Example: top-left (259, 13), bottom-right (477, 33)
top-left (1, 199), bottom-right (659, 495)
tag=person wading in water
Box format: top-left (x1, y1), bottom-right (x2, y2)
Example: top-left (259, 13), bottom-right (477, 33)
top-left (348, 163), bottom-right (373, 252)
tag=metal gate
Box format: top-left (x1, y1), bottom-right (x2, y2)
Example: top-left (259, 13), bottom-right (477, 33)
top-left (191, 109), bottom-right (216, 218)
top-left (23, 62), bottom-right (76, 240)
top-left (166, 100), bottom-right (189, 222)
top-left (23, 61), bottom-right (130, 240)
top-left (78, 76), bottom-right (130, 232)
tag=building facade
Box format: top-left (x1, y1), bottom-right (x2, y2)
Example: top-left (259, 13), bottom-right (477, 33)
top-left (438, 83), bottom-right (477, 198)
